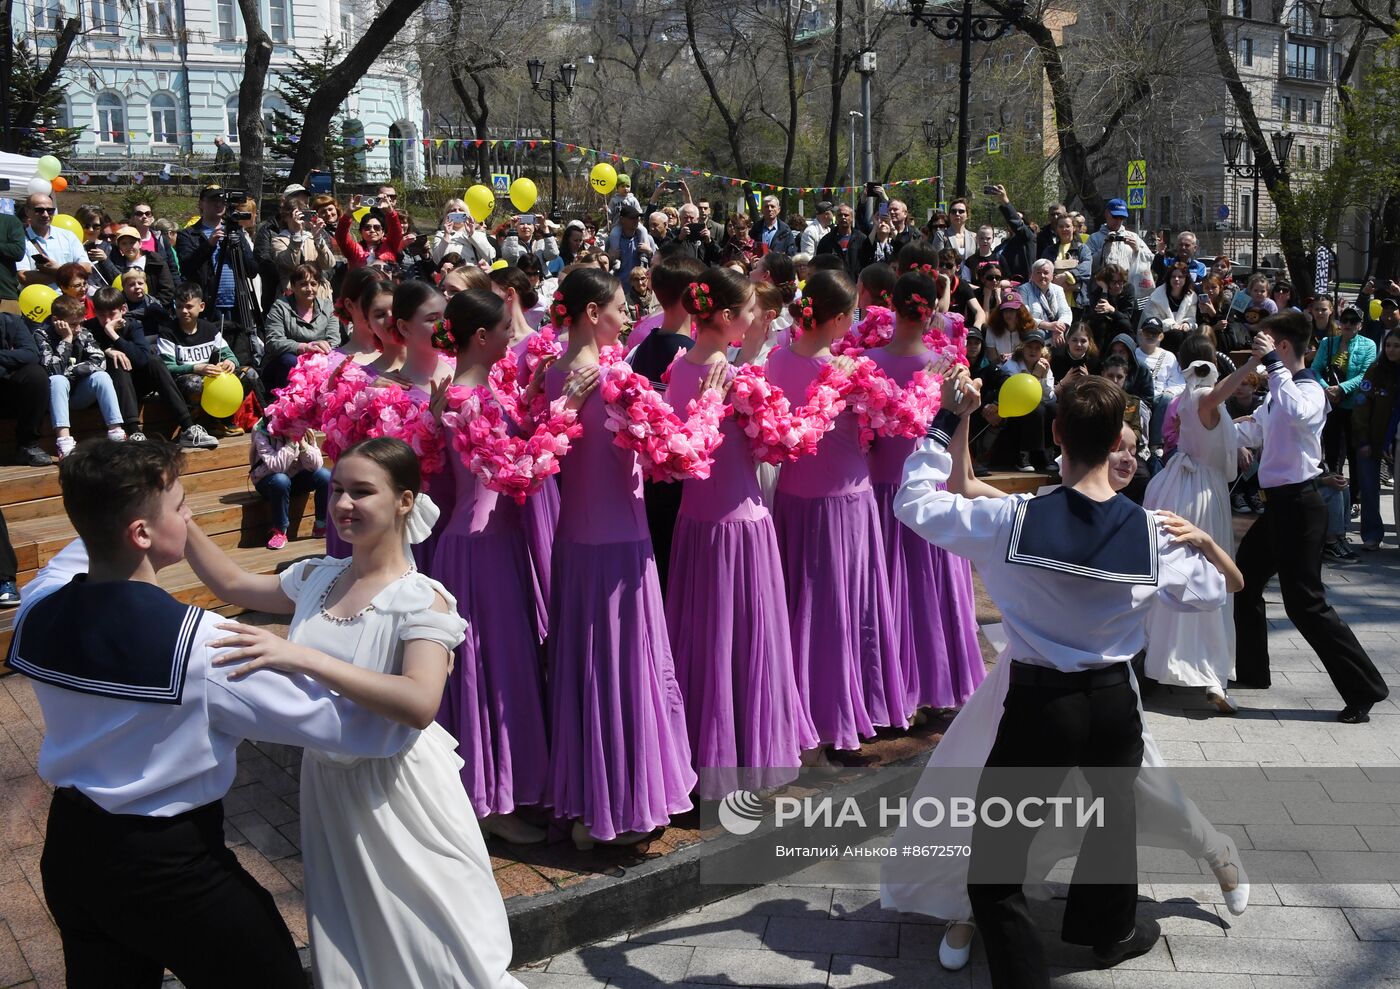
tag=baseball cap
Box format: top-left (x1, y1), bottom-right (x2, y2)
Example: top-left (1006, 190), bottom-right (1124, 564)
top-left (966, 326), bottom-right (986, 342)
top-left (1106, 198), bottom-right (1129, 218)
top-left (999, 296), bottom-right (1023, 311)
top-left (1381, 298), bottom-right (1400, 310)
top-left (816, 201), bottom-right (835, 214)
top-left (1139, 316), bottom-right (1166, 334)
top-left (199, 184), bottom-right (223, 200)
top-left (1339, 307), bottom-right (1363, 323)
top-left (1023, 329), bottom-right (1048, 344)
top-left (282, 183), bottom-right (308, 197)
top-left (618, 204), bottom-right (641, 220)
top-left (113, 225), bottom-right (142, 242)
top-left (616, 174), bottom-right (631, 187)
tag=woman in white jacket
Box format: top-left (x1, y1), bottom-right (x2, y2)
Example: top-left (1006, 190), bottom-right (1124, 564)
top-left (1142, 262), bottom-right (1198, 337)
top-left (429, 199), bottom-right (496, 268)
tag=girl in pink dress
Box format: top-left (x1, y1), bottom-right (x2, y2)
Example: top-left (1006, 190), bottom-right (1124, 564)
top-left (543, 268), bottom-right (722, 847)
top-left (766, 270), bottom-right (905, 757)
top-left (491, 266), bottom-right (560, 642)
top-left (376, 281), bottom-right (454, 575)
top-left (433, 288), bottom-right (597, 845)
top-left (664, 269), bottom-right (819, 796)
top-left (865, 272), bottom-right (985, 715)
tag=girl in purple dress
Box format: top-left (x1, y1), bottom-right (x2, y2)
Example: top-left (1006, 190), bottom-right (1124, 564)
top-left (543, 268), bottom-right (722, 848)
top-left (664, 269), bottom-right (819, 796)
top-left (865, 272), bottom-right (985, 715)
top-left (376, 281), bottom-right (454, 575)
top-left (491, 266), bottom-right (560, 641)
top-left (766, 270), bottom-right (905, 758)
top-left (433, 289), bottom-right (597, 845)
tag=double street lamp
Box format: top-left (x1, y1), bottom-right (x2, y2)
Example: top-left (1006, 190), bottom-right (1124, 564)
top-left (527, 59), bottom-right (578, 222)
top-left (1221, 127), bottom-right (1294, 273)
top-left (922, 113), bottom-right (957, 208)
top-left (907, 0), bottom-right (1024, 200)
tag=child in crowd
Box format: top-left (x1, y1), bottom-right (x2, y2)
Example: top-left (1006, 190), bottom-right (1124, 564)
top-left (1135, 317), bottom-right (1184, 455)
top-left (38, 295), bottom-right (125, 458)
top-left (1353, 327), bottom-right (1400, 549)
top-left (1229, 273), bottom-right (1278, 339)
top-left (249, 417), bottom-right (330, 550)
top-left (1102, 354), bottom-right (1150, 437)
top-left (116, 267), bottom-right (159, 323)
top-left (155, 284), bottom-right (260, 438)
top-left (995, 329), bottom-right (1055, 472)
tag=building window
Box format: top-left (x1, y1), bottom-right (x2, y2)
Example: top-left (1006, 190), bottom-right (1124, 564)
top-left (1298, 143), bottom-right (1307, 166)
top-left (339, 11), bottom-right (353, 45)
top-left (1288, 1), bottom-right (1316, 34)
top-left (1024, 108), bottom-right (1037, 129)
top-left (1238, 37), bottom-right (1253, 66)
top-left (150, 93), bottom-right (178, 144)
top-left (57, 99), bottom-right (71, 130)
top-left (145, 0), bottom-right (173, 33)
top-left (225, 94), bottom-right (240, 142)
top-left (1286, 41), bottom-right (1323, 80)
top-left (981, 57), bottom-right (991, 71)
top-left (1001, 53), bottom-right (1012, 67)
top-left (35, 0), bottom-right (63, 30)
top-left (944, 63), bottom-right (956, 82)
top-left (1232, 0), bottom-right (1252, 18)
top-left (217, 0), bottom-right (237, 39)
top-left (1313, 145), bottom-right (1321, 168)
top-left (1296, 98), bottom-right (1307, 122)
top-left (89, 0), bottom-right (119, 31)
top-left (1278, 95), bottom-right (1290, 120)
top-left (96, 92), bottom-right (126, 143)
top-left (268, 0), bottom-right (289, 42)
top-left (1190, 194), bottom-right (1204, 227)
top-left (1241, 192), bottom-right (1253, 230)
top-left (1313, 99), bottom-right (1323, 124)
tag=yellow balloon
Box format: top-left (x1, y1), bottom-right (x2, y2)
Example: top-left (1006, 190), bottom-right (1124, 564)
top-left (352, 206), bottom-right (371, 223)
top-left (509, 177), bottom-right (538, 213)
top-left (589, 162), bottom-right (618, 196)
top-left (51, 214), bottom-right (84, 240)
top-left (112, 274), bottom-right (123, 292)
top-left (997, 372), bottom-right (1044, 419)
top-left (490, 259), bottom-right (509, 271)
top-left (1371, 299), bottom-right (1384, 321)
top-left (18, 284), bottom-right (58, 323)
top-left (200, 373), bottom-right (244, 419)
top-left (465, 184), bottom-right (496, 223)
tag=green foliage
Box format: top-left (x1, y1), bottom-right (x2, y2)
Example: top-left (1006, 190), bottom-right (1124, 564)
top-left (6, 42), bottom-right (82, 158)
top-left (266, 37), bottom-right (365, 184)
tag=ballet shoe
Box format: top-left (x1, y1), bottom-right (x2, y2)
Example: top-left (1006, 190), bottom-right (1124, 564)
top-left (939, 921), bottom-right (975, 971)
top-left (1092, 918), bottom-right (1161, 968)
top-left (1338, 705), bottom-right (1372, 725)
top-left (800, 746), bottom-right (833, 768)
top-left (481, 813), bottom-right (546, 846)
top-left (1208, 834), bottom-right (1250, 916)
top-left (571, 820), bottom-right (659, 851)
top-left (1205, 688), bottom-right (1239, 715)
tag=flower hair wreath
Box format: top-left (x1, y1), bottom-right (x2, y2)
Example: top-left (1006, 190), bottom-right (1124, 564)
top-left (688, 281), bottom-right (715, 316)
top-left (550, 290), bottom-right (571, 328)
top-left (432, 317), bottom-right (456, 351)
top-left (908, 292), bottom-right (934, 320)
top-left (795, 300), bottom-right (817, 334)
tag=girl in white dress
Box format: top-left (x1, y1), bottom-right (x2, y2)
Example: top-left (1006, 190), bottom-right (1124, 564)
top-left (881, 406), bottom-right (1248, 971)
top-left (184, 436), bottom-right (523, 989)
top-left (1144, 340), bottom-right (1257, 713)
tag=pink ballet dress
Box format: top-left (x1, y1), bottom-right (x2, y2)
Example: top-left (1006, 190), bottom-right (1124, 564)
top-left (543, 361), bottom-right (696, 840)
top-left (404, 381), bottom-right (455, 576)
top-left (508, 336), bottom-right (559, 640)
top-left (432, 406), bottom-right (550, 819)
top-left (864, 348), bottom-right (985, 711)
top-left (323, 350), bottom-right (378, 561)
top-left (765, 346), bottom-right (905, 750)
top-left (664, 358), bottom-right (818, 797)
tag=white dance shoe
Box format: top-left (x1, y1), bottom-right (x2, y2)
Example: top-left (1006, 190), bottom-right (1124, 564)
top-left (481, 813), bottom-right (546, 846)
top-left (939, 921), bottom-right (975, 971)
top-left (1210, 834), bottom-right (1250, 915)
top-left (1205, 688), bottom-right (1239, 714)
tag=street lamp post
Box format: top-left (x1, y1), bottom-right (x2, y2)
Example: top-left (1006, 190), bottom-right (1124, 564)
top-left (1221, 128), bottom-right (1294, 273)
top-left (907, 0), bottom-right (1023, 200)
top-left (527, 58), bottom-right (578, 222)
top-left (848, 110), bottom-right (863, 213)
top-left (923, 113), bottom-right (957, 208)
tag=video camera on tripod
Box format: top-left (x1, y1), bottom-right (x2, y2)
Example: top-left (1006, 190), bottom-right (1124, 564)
top-left (219, 188), bottom-right (254, 223)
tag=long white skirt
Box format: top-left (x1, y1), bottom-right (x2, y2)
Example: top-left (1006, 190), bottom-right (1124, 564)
top-left (879, 639), bottom-right (1226, 923)
top-left (301, 723), bottom-right (525, 989)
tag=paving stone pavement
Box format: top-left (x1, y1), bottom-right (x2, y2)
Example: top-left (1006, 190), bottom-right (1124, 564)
top-left (517, 504), bottom-right (1400, 989)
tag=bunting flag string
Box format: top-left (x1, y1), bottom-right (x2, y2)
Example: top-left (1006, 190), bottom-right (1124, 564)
top-left (13, 127), bottom-right (950, 195)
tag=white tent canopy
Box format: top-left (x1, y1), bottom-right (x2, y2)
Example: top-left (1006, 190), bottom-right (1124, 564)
top-left (0, 151), bottom-right (41, 191)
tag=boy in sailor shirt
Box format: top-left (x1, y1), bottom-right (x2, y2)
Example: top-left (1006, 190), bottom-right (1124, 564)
top-left (6, 441), bottom-right (410, 988)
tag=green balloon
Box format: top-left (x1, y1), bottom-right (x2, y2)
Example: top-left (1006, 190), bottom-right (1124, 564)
top-left (36, 155), bottom-right (62, 181)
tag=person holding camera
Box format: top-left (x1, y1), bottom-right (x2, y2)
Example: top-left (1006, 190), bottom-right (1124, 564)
top-left (176, 186), bottom-right (258, 326)
top-left (500, 214), bottom-right (559, 267)
top-left (334, 192), bottom-right (405, 271)
top-left (669, 204), bottom-right (721, 265)
top-left (1088, 199), bottom-right (1154, 300)
top-left (263, 189), bottom-right (336, 301)
top-left (430, 200), bottom-right (496, 268)
top-left (605, 205), bottom-right (656, 299)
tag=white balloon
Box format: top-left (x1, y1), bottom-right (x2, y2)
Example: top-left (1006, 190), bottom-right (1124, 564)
top-left (27, 176), bottom-right (53, 196)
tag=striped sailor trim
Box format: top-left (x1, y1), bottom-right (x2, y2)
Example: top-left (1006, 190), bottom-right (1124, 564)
top-left (9, 603), bottom-right (198, 705)
top-left (925, 409), bottom-right (961, 447)
top-left (1005, 489), bottom-right (1159, 585)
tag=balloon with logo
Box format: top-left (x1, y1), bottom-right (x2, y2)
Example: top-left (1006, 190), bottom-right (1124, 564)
top-left (509, 177), bottom-right (538, 213)
top-left (52, 214), bottom-right (84, 240)
top-left (200, 373), bottom-right (244, 419)
top-left (589, 162), bottom-right (617, 196)
top-left (18, 284), bottom-right (59, 323)
top-left (36, 156), bottom-right (62, 182)
top-left (997, 372), bottom-right (1044, 418)
top-left (464, 184), bottom-right (496, 223)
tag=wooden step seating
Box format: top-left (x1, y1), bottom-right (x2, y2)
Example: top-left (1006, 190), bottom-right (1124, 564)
top-left (0, 430), bottom-right (324, 663)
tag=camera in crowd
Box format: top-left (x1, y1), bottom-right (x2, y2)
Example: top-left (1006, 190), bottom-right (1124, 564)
top-left (222, 189), bottom-right (254, 222)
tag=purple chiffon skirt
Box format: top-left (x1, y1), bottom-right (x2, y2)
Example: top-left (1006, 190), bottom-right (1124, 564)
top-left (772, 488), bottom-right (905, 751)
top-left (872, 482), bottom-right (985, 712)
top-left (545, 536), bottom-right (696, 841)
top-left (666, 514), bottom-right (819, 798)
top-left (521, 478), bottom-right (559, 642)
top-left (432, 526), bottom-right (549, 818)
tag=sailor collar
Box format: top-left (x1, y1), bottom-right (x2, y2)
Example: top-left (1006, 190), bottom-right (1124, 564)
top-left (1006, 487), bottom-right (1158, 584)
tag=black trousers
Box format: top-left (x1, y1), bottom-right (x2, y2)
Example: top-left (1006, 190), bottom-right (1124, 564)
top-left (968, 663), bottom-right (1144, 989)
top-left (0, 507), bottom-right (16, 582)
top-left (644, 478), bottom-right (683, 597)
top-left (1234, 480), bottom-right (1389, 707)
top-left (41, 789), bottom-right (304, 989)
top-left (1321, 408), bottom-right (1359, 502)
top-left (109, 360), bottom-right (194, 433)
top-left (0, 362), bottom-right (51, 448)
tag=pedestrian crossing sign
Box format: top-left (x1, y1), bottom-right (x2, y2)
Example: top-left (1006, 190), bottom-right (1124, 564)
top-left (1126, 186), bottom-right (1147, 209)
top-left (491, 172), bottom-right (510, 195)
top-left (986, 133), bottom-right (1001, 155)
top-left (1126, 159), bottom-right (1148, 184)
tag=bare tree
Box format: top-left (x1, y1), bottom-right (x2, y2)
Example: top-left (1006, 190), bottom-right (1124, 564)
top-left (1, 0), bottom-right (82, 154)
top-left (234, 0), bottom-right (274, 195)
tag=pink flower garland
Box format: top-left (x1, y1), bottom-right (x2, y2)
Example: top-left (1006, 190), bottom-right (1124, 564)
top-left (832, 306), bottom-right (894, 357)
top-left (441, 385), bottom-right (582, 504)
top-left (364, 387), bottom-right (447, 477)
top-left (265, 351), bottom-right (333, 440)
top-left (727, 365), bottom-right (846, 464)
top-left (598, 363), bottom-right (726, 481)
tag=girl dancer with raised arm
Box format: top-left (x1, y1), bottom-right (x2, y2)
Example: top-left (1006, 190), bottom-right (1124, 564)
top-left (184, 437), bottom-right (523, 989)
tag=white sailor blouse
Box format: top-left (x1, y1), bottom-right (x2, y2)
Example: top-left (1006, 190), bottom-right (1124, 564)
top-left (895, 410), bottom-right (1228, 673)
top-left (1232, 353), bottom-right (1326, 489)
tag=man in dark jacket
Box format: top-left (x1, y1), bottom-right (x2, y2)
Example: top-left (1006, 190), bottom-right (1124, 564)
top-left (754, 196), bottom-right (797, 256)
top-left (176, 186), bottom-right (258, 329)
top-left (989, 185), bottom-right (1037, 283)
top-left (815, 204), bottom-right (870, 279)
top-left (0, 212), bottom-right (25, 315)
top-left (0, 311), bottom-right (53, 465)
